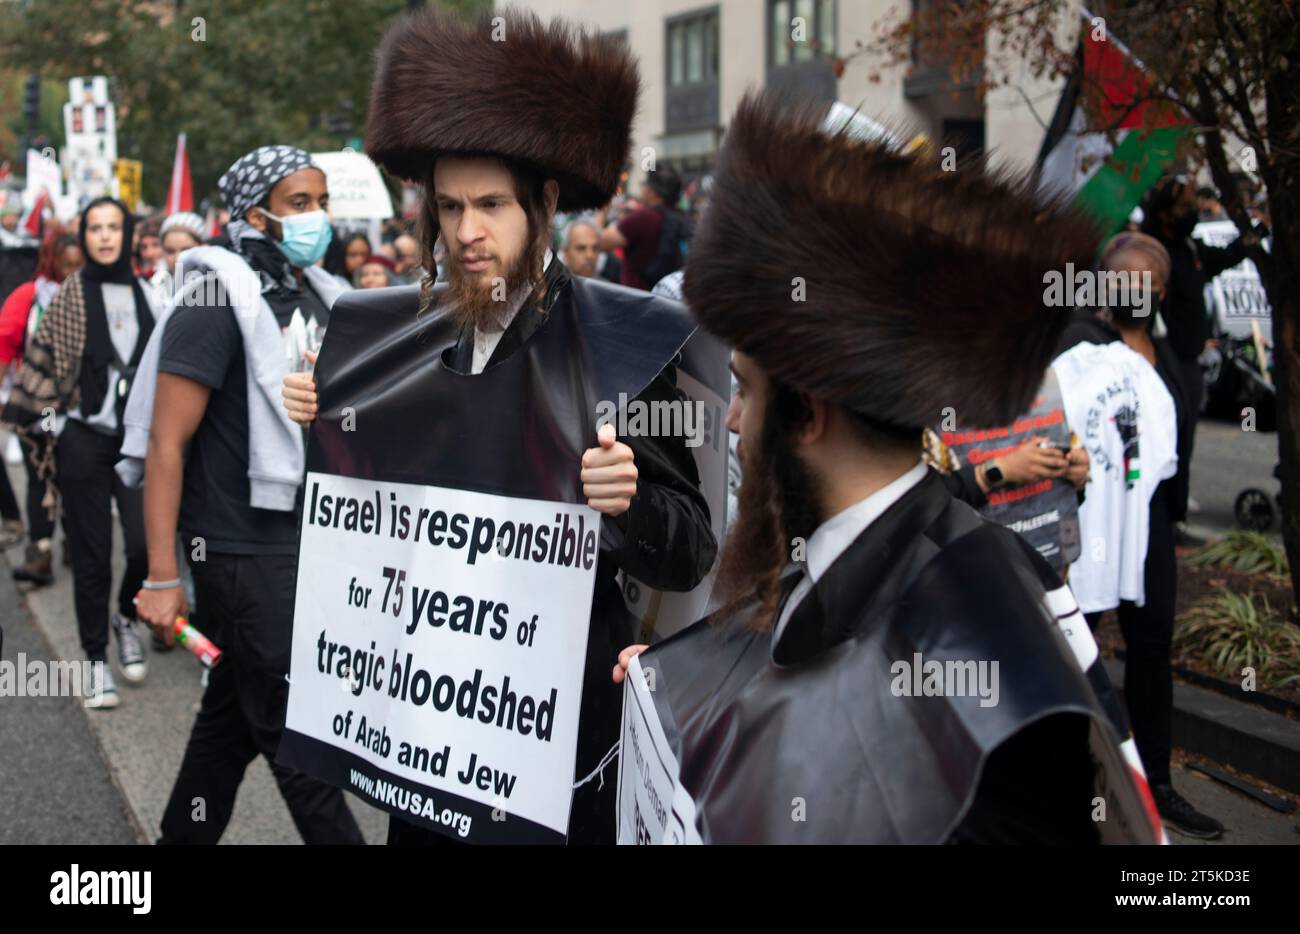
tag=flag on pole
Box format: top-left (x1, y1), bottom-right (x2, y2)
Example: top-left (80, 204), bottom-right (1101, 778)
top-left (1037, 10), bottom-right (1189, 234)
top-left (166, 132), bottom-right (193, 214)
top-left (19, 188), bottom-right (51, 237)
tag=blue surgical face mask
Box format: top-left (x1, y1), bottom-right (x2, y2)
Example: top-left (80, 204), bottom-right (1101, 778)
top-left (260, 208), bottom-right (333, 267)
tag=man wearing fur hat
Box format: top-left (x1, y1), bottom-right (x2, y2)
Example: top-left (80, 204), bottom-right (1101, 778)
top-left (281, 8), bottom-right (716, 844)
top-left (612, 93), bottom-right (1164, 844)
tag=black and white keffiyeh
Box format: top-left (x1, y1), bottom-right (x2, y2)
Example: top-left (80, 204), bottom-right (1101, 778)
top-left (217, 145), bottom-right (318, 223)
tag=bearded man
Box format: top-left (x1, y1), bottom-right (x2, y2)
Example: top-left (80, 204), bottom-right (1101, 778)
top-left (613, 93), bottom-right (1164, 845)
top-left (281, 7), bottom-right (716, 845)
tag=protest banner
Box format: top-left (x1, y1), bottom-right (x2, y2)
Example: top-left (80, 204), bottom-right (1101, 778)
top-left (285, 472), bottom-right (597, 842)
top-left (279, 270), bottom-right (708, 843)
top-left (941, 369), bottom-right (1081, 575)
top-left (615, 654), bottom-right (700, 844)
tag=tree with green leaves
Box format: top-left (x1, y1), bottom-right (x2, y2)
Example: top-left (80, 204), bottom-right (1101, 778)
top-left (0, 0), bottom-right (490, 208)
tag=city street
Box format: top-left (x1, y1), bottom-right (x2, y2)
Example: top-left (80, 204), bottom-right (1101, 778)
top-left (0, 420), bottom-right (1294, 845)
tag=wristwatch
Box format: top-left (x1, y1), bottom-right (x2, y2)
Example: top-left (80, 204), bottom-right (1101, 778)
top-left (984, 462), bottom-right (1005, 488)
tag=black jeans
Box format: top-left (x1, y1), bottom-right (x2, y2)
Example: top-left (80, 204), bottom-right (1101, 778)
top-left (56, 419), bottom-right (146, 661)
top-left (158, 551), bottom-right (364, 845)
top-left (1172, 354), bottom-right (1203, 521)
top-left (1085, 487), bottom-right (1176, 786)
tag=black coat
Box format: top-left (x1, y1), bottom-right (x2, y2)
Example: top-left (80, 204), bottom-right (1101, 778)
top-left (640, 472), bottom-right (1145, 843)
top-left (313, 259), bottom-right (717, 844)
top-left (446, 260), bottom-right (716, 842)
top-left (1152, 232), bottom-right (1246, 359)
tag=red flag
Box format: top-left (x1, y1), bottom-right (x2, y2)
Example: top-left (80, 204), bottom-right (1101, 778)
top-left (166, 132), bottom-right (193, 214)
top-left (20, 189), bottom-right (50, 237)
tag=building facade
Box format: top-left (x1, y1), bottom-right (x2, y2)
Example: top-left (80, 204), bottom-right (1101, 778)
top-left (511, 0), bottom-right (1071, 193)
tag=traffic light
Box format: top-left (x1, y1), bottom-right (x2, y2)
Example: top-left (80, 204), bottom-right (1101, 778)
top-left (23, 74), bottom-right (40, 132)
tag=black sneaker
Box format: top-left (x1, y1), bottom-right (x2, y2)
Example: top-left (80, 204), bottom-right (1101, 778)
top-left (1152, 783), bottom-right (1224, 839)
top-left (111, 613), bottom-right (148, 684)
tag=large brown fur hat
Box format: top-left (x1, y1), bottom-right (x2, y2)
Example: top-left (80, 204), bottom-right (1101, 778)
top-left (365, 6), bottom-right (639, 212)
top-left (683, 91), bottom-right (1103, 430)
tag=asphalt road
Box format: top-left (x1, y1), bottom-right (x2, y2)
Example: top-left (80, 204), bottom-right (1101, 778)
top-left (0, 457), bottom-right (388, 845)
top-left (1186, 414), bottom-right (1280, 539)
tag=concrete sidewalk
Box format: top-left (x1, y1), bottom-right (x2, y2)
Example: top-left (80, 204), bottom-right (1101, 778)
top-left (3, 457), bottom-right (387, 844)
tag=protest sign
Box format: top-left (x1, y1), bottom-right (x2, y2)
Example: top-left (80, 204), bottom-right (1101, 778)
top-left (615, 654), bottom-right (700, 845)
top-left (941, 369), bottom-right (1081, 575)
top-left (311, 150), bottom-right (394, 220)
top-left (284, 472), bottom-right (596, 843)
top-left (279, 271), bottom-right (702, 843)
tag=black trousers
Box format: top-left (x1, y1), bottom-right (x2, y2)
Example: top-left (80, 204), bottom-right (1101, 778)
top-left (56, 419), bottom-right (146, 661)
top-left (1086, 488), bottom-right (1176, 786)
top-left (158, 552), bottom-right (364, 845)
top-left (23, 433), bottom-right (56, 542)
top-left (1172, 354), bottom-right (1203, 521)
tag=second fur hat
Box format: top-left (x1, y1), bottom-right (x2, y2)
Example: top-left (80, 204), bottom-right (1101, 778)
top-left (684, 91), bottom-right (1103, 430)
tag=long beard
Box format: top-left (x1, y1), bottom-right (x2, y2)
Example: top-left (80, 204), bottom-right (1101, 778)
top-left (443, 235), bottom-right (543, 333)
top-left (714, 396), bottom-right (823, 631)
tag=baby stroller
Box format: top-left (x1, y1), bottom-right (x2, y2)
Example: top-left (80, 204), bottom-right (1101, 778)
top-left (1217, 338), bottom-right (1281, 531)
top-left (1214, 341), bottom-right (1280, 531)
top-left (1236, 463), bottom-right (1283, 532)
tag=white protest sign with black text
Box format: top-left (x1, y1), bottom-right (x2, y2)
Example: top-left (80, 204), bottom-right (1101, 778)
top-left (616, 654), bottom-right (701, 845)
top-left (284, 472), bottom-right (597, 843)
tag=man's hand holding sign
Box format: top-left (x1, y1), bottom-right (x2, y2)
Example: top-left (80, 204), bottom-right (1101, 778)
top-left (582, 423), bottom-right (637, 519)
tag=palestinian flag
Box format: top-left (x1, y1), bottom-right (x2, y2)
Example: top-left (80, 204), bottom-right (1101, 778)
top-left (1037, 9), bottom-right (1189, 234)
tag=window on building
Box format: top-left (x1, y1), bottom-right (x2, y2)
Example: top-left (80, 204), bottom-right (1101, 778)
top-left (666, 9), bottom-right (719, 88)
top-left (768, 0), bottom-right (835, 66)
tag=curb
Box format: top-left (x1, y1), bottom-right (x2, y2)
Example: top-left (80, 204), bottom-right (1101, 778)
top-left (1104, 657), bottom-right (1300, 796)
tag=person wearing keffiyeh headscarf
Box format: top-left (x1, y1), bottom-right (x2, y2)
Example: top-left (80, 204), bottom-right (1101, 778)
top-left (130, 144), bottom-right (362, 845)
top-left (2, 196), bottom-right (163, 709)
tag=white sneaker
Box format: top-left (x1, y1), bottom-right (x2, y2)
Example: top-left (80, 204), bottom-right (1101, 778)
top-left (84, 662), bottom-right (120, 710)
top-left (111, 613), bottom-right (148, 684)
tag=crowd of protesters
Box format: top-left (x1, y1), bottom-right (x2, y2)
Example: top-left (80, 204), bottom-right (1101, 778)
top-left (0, 83), bottom-right (1264, 846)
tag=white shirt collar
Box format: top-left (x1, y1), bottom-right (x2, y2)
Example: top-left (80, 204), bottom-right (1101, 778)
top-left (803, 459), bottom-right (929, 586)
top-left (772, 459), bottom-right (929, 647)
